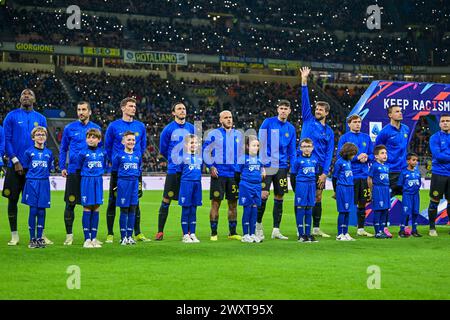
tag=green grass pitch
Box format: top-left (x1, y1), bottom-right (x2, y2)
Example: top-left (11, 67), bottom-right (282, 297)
top-left (0, 190), bottom-right (448, 300)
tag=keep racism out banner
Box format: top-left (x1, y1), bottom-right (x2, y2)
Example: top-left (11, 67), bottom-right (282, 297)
top-left (348, 80), bottom-right (450, 225)
top-left (349, 80), bottom-right (450, 142)
top-left (124, 49), bottom-right (187, 65)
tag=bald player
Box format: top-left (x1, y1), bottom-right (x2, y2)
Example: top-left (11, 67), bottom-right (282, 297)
top-left (203, 111), bottom-right (244, 241)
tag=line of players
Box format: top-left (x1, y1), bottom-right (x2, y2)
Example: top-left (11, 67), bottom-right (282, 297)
top-left (1, 67), bottom-right (449, 247)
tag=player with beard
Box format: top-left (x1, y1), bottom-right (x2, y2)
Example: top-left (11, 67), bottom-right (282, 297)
top-left (203, 110), bottom-right (243, 241)
top-left (59, 101), bottom-right (102, 245)
top-left (297, 67), bottom-right (334, 238)
top-left (155, 102), bottom-right (195, 240)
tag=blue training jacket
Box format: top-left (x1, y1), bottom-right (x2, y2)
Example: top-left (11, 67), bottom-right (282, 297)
top-left (337, 131), bottom-right (373, 179)
top-left (258, 116), bottom-right (296, 169)
top-left (105, 119), bottom-right (146, 164)
top-left (159, 120), bottom-right (195, 174)
top-left (375, 123), bottom-right (409, 173)
top-left (203, 127), bottom-right (244, 178)
top-left (429, 130), bottom-right (450, 177)
top-left (59, 120), bottom-right (101, 173)
top-left (3, 108), bottom-right (47, 167)
top-left (299, 85), bottom-right (334, 175)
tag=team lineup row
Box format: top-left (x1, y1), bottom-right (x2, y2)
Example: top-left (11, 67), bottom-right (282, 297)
top-left (1, 68), bottom-right (449, 248)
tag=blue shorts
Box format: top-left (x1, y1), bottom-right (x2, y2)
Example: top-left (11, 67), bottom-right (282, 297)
top-left (116, 178), bottom-right (139, 207)
top-left (81, 176), bottom-right (104, 206)
top-left (22, 179), bottom-right (51, 208)
top-left (402, 193), bottom-right (420, 216)
top-left (372, 185), bottom-right (390, 210)
top-left (295, 181), bottom-right (316, 207)
top-left (336, 184), bottom-right (354, 213)
top-left (178, 180), bottom-right (202, 207)
top-left (239, 180), bottom-right (262, 207)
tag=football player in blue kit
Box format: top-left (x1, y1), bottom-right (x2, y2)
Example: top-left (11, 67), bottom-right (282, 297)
top-left (257, 100), bottom-right (296, 240)
top-left (375, 105), bottom-right (410, 237)
top-left (333, 143), bottom-right (358, 241)
top-left (427, 114), bottom-right (450, 237)
top-left (291, 138), bottom-right (319, 243)
top-left (178, 134), bottom-right (203, 243)
top-left (59, 101), bottom-right (102, 245)
top-left (105, 97), bottom-right (148, 243)
top-left (22, 127), bottom-right (54, 249)
top-left (397, 153), bottom-right (422, 238)
top-left (77, 129), bottom-right (106, 248)
top-left (235, 135), bottom-right (265, 243)
top-left (112, 131), bottom-right (142, 245)
top-left (2, 89), bottom-right (48, 246)
top-left (156, 102), bottom-right (195, 240)
top-left (337, 114), bottom-right (374, 237)
top-left (368, 145), bottom-right (391, 239)
top-left (299, 67), bottom-right (335, 238)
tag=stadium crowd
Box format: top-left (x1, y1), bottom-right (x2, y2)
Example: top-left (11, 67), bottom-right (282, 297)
top-left (3, 1), bottom-right (450, 66)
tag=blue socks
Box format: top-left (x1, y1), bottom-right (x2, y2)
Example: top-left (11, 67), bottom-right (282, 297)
top-left (295, 207), bottom-right (312, 236)
top-left (28, 207), bottom-right (38, 240)
top-left (400, 212), bottom-right (408, 232)
top-left (37, 208), bottom-right (45, 239)
top-left (181, 206), bottom-right (190, 235)
top-left (304, 209), bottom-right (312, 236)
top-left (412, 214), bottom-right (418, 232)
top-left (338, 213), bottom-right (348, 235)
top-left (380, 210), bottom-right (388, 230)
top-left (127, 210), bottom-right (136, 238)
top-left (242, 206), bottom-right (251, 235)
top-left (242, 205), bottom-right (258, 235)
top-left (82, 210), bottom-right (91, 240)
top-left (120, 210), bottom-right (128, 239)
top-left (119, 208), bottom-right (136, 239)
top-left (82, 210), bottom-right (99, 240)
top-left (296, 207), bottom-right (305, 237)
top-left (373, 210), bottom-right (381, 234)
top-left (29, 207), bottom-right (46, 240)
top-left (250, 206), bottom-right (257, 235)
top-left (189, 206), bottom-right (197, 234)
top-left (91, 211), bottom-right (99, 240)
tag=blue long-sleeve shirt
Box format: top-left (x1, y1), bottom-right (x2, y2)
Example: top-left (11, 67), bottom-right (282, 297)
top-left (375, 123), bottom-right (409, 173)
top-left (22, 146), bottom-right (54, 179)
top-left (112, 150), bottom-right (142, 178)
top-left (105, 119), bottom-right (146, 164)
top-left (3, 108), bottom-right (47, 167)
top-left (397, 167), bottom-right (421, 195)
top-left (59, 120), bottom-right (101, 173)
top-left (159, 120), bottom-right (195, 174)
top-left (203, 127), bottom-right (244, 178)
top-left (235, 155), bottom-right (263, 184)
top-left (291, 154), bottom-right (318, 183)
top-left (179, 153), bottom-right (203, 181)
top-left (0, 125), bottom-right (5, 166)
top-left (77, 147), bottom-right (106, 177)
top-left (337, 131), bottom-right (373, 179)
top-left (258, 116), bottom-right (296, 169)
top-left (429, 131), bottom-right (450, 177)
top-left (333, 158), bottom-right (354, 186)
top-left (299, 85), bottom-right (334, 175)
